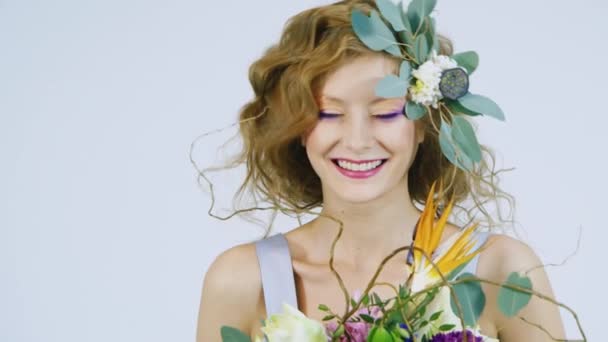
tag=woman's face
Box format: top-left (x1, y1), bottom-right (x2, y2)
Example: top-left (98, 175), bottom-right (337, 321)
top-left (302, 54), bottom-right (424, 204)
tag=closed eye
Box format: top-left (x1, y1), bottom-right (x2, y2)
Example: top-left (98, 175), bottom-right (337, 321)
top-left (373, 112), bottom-right (402, 120)
top-left (318, 111), bottom-right (403, 120)
top-left (318, 112), bottom-right (342, 119)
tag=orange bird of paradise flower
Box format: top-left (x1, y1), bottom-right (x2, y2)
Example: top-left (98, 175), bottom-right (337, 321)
top-left (408, 181), bottom-right (491, 293)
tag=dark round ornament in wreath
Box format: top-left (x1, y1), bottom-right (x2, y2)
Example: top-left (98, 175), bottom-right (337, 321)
top-left (439, 68), bottom-right (470, 100)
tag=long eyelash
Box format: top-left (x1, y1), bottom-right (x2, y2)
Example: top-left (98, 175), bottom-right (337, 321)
top-left (318, 111), bottom-right (403, 119)
top-left (375, 112), bottom-right (401, 120)
top-left (318, 112), bottom-right (341, 119)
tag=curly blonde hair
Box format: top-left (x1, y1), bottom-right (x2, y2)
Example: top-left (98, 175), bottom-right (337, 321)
top-left (204, 0), bottom-right (515, 235)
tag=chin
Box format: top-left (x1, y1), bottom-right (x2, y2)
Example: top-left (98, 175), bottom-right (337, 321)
top-left (329, 185), bottom-right (389, 204)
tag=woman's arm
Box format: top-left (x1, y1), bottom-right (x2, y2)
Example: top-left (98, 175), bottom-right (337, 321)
top-left (489, 235), bottom-right (567, 341)
top-left (196, 244), bottom-right (261, 342)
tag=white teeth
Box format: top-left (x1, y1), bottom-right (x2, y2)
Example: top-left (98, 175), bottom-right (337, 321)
top-left (336, 159), bottom-right (383, 172)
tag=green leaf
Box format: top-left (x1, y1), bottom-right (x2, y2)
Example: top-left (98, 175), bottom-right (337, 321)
top-left (439, 119), bottom-right (457, 163)
top-left (452, 51), bottom-right (479, 74)
top-left (399, 3), bottom-right (413, 32)
top-left (375, 74), bottom-right (409, 98)
top-left (322, 314), bottom-right (336, 321)
top-left (362, 293), bottom-right (370, 306)
top-left (376, 0), bottom-right (407, 31)
top-left (449, 272), bottom-right (486, 327)
top-left (407, 0), bottom-right (437, 31)
top-left (332, 324), bottom-right (345, 338)
top-left (498, 272), bottom-right (533, 317)
top-left (360, 313), bottom-right (375, 323)
top-left (439, 119), bottom-right (474, 172)
top-left (405, 102), bottom-right (427, 120)
top-left (399, 30), bottom-right (416, 61)
top-left (221, 326), bottom-right (251, 342)
top-left (369, 326), bottom-right (393, 342)
top-left (373, 293), bottom-right (384, 308)
top-left (451, 116), bottom-right (482, 162)
top-left (429, 310), bottom-right (442, 321)
top-left (398, 284), bottom-right (409, 299)
top-left (318, 303), bottom-right (330, 311)
top-left (439, 323), bottom-right (456, 331)
top-left (414, 34), bottom-right (429, 63)
top-left (409, 0), bottom-right (438, 18)
top-left (457, 93), bottom-right (505, 121)
top-left (351, 9), bottom-right (399, 53)
top-left (399, 60), bottom-right (412, 81)
top-left (446, 99), bottom-right (481, 117)
top-left (425, 17), bottom-right (437, 53)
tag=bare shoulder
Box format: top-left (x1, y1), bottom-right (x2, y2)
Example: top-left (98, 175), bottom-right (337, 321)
top-left (478, 233), bottom-right (566, 341)
top-left (196, 242), bottom-right (262, 342)
top-left (482, 233), bottom-right (542, 273)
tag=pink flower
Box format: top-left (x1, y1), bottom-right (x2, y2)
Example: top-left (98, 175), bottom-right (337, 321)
top-left (324, 289), bottom-right (384, 342)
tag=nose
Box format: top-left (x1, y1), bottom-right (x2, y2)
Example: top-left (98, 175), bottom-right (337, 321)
top-left (342, 113), bottom-right (373, 152)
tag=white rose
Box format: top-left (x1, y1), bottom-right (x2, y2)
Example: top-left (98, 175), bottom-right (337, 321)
top-left (255, 302), bottom-right (329, 342)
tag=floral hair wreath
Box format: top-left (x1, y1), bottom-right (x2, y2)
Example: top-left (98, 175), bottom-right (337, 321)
top-left (351, 0), bottom-right (505, 172)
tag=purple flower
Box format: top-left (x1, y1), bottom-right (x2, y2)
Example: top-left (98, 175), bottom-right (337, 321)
top-left (429, 329), bottom-right (484, 342)
top-left (324, 289), bottom-right (383, 342)
top-left (325, 321), bottom-right (370, 342)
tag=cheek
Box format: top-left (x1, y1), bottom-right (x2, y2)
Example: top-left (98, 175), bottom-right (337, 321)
top-left (304, 124), bottom-right (335, 153)
top-left (377, 121), bottom-right (418, 150)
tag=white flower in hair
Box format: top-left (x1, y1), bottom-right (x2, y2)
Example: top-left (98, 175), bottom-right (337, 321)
top-left (409, 51), bottom-right (459, 108)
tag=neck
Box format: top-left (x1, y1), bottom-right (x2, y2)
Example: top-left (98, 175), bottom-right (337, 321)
top-left (306, 178), bottom-right (422, 272)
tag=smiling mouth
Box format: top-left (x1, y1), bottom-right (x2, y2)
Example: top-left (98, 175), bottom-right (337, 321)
top-left (330, 158), bottom-right (389, 172)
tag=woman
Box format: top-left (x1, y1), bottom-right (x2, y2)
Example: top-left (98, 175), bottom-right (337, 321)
top-left (196, 0), bottom-right (566, 341)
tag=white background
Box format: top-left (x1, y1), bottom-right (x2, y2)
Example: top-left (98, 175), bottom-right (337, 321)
top-left (1, 0), bottom-right (605, 341)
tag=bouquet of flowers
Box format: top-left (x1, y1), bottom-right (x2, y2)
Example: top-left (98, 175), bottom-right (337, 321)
top-left (219, 182), bottom-right (536, 342)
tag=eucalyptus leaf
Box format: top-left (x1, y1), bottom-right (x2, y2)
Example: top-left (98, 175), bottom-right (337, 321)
top-left (439, 119), bottom-right (458, 165)
top-left (439, 119), bottom-right (474, 172)
top-left (384, 44), bottom-right (403, 57)
top-left (407, 0), bottom-right (437, 31)
top-left (457, 93), bottom-right (505, 121)
top-left (449, 272), bottom-right (486, 327)
top-left (498, 272), bottom-right (533, 317)
top-left (425, 17), bottom-right (437, 53)
top-left (221, 326), bottom-right (251, 342)
top-left (446, 99), bottom-right (481, 117)
top-left (399, 3), bottom-right (413, 32)
top-left (405, 102), bottom-right (427, 120)
top-left (399, 60), bottom-right (412, 81)
top-left (451, 116), bottom-right (482, 162)
top-left (407, 10), bottom-right (421, 33)
top-left (452, 51), bottom-right (479, 74)
top-left (414, 34), bottom-right (429, 63)
top-left (408, 0), bottom-right (437, 18)
top-left (376, 0), bottom-right (406, 31)
top-left (399, 30), bottom-right (416, 61)
top-left (375, 74), bottom-right (409, 98)
top-left (351, 9), bottom-right (399, 52)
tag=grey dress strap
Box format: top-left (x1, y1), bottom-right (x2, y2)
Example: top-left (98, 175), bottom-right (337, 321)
top-left (254, 233), bottom-right (298, 317)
